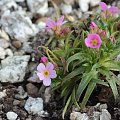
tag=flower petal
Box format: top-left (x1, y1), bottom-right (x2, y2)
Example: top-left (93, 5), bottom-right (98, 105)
top-left (46, 18), bottom-right (56, 29)
top-left (37, 72), bottom-right (44, 80)
top-left (99, 2), bottom-right (108, 11)
top-left (46, 62), bottom-right (54, 70)
top-left (109, 6), bottom-right (119, 13)
top-left (37, 63), bottom-right (45, 72)
top-left (57, 15), bottom-right (64, 25)
top-left (50, 70), bottom-right (57, 78)
top-left (43, 78), bottom-right (51, 86)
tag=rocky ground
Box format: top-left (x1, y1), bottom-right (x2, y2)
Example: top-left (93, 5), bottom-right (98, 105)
top-left (0, 0), bottom-right (120, 120)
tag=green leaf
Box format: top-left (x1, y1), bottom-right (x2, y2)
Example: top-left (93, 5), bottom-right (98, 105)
top-left (62, 67), bottom-right (84, 85)
top-left (52, 49), bottom-right (65, 57)
top-left (76, 70), bottom-right (98, 100)
top-left (67, 53), bottom-right (85, 71)
top-left (106, 76), bottom-right (119, 100)
top-left (81, 81), bottom-right (96, 108)
top-left (62, 95), bottom-right (72, 119)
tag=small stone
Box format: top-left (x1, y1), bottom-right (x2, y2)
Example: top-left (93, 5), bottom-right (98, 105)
top-left (26, 83), bottom-right (39, 97)
top-left (90, 0), bottom-right (101, 7)
top-left (22, 42), bottom-right (32, 53)
top-left (15, 86), bottom-right (28, 99)
top-left (12, 41), bottom-right (22, 49)
top-left (63, 0), bottom-right (75, 5)
top-left (6, 111), bottom-right (18, 120)
top-left (24, 97), bottom-right (44, 116)
top-left (100, 104), bottom-right (108, 111)
top-left (60, 3), bottom-right (72, 14)
top-left (44, 87), bottom-right (51, 103)
top-left (5, 49), bottom-right (14, 57)
top-left (0, 39), bottom-right (10, 48)
top-left (70, 111), bottom-right (89, 120)
top-left (100, 109), bottom-right (111, 120)
top-left (27, 0), bottom-right (48, 16)
top-left (13, 99), bottom-right (21, 106)
top-left (0, 47), bottom-right (6, 59)
top-left (0, 29), bottom-right (9, 41)
top-left (0, 89), bottom-right (7, 99)
top-left (0, 55), bottom-right (30, 83)
top-left (93, 111), bottom-right (100, 120)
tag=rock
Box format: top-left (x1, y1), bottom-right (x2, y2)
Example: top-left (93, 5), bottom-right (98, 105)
top-left (15, 86), bottom-right (28, 99)
top-left (24, 97), bottom-right (45, 116)
top-left (100, 109), bottom-right (111, 120)
top-left (60, 3), bottom-right (72, 14)
top-left (78, 0), bottom-right (101, 12)
top-left (44, 87), bottom-right (51, 103)
top-left (27, 0), bottom-right (48, 16)
top-left (22, 42), bottom-right (33, 53)
top-left (1, 10), bottom-right (38, 43)
top-left (0, 55), bottom-right (30, 83)
top-left (0, 39), bottom-right (10, 49)
top-left (5, 49), bottom-right (14, 57)
top-left (93, 111), bottom-right (100, 120)
top-left (100, 104), bottom-right (108, 111)
top-left (0, 29), bottom-right (9, 41)
top-left (117, 54), bottom-right (120, 61)
top-left (26, 83), bottom-right (39, 97)
top-left (90, 0), bottom-right (101, 7)
top-left (12, 40), bottom-right (22, 49)
top-left (13, 99), bottom-right (21, 106)
top-left (0, 89), bottom-right (7, 99)
top-left (0, 47), bottom-right (6, 59)
top-left (63, 0), bottom-right (75, 5)
top-left (6, 111), bottom-right (18, 120)
top-left (70, 111), bottom-right (89, 120)
top-left (0, 0), bottom-right (18, 13)
top-left (14, 50), bottom-right (25, 56)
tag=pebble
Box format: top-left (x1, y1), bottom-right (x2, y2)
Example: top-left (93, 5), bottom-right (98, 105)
top-left (24, 97), bottom-right (45, 116)
top-left (0, 39), bottom-right (10, 48)
top-left (27, 0), bottom-right (48, 16)
top-left (0, 55), bottom-right (30, 83)
top-left (0, 89), bottom-right (7, 99)
top-left (6, 111), bottom-right (18, 120)
top-left (12, 40), bottom-right (22, 49)
top-left (60, 3), bottom-right (72, 14)
top-left (100, 109), bottom-right (111, 120)
top-left (26, 83), bottom-right (39, 97)
top-left (0, 29), bottom-right (9, 41)
top-left (0, 47), bottom-right (6, 59)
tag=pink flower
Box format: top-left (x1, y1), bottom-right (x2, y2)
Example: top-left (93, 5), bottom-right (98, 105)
top-left (45, 15), bottom-right (66, 32)
top-left (99, 2), bottom-right (120, 14)
top-left (40, 56), bottom-right (48, 63)
top-left (90, 22), bottom-right (97, 29)
top-left (85, 34), bottom-right (102, 49)
top-left (37, 62), bottom-right (57, 86)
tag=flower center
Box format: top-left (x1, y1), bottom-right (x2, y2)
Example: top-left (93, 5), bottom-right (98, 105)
top-left (52, 25), bottom-right (61, 31)
top-left (91, 39), bottom-right (98, 46)
top-left (43, 70), bottom-right (49, 77)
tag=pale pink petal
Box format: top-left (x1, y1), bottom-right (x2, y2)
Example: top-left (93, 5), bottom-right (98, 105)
top-left (85, 38), bottom-right (91, 47)
top-left (57, 15), bottom-right (64, 25)
top-left (41, 56), bottom-right (48, 63)
top-left (37, 63), bottom-right (45, 72)
top-left (37, 72), bottom-right (44, 81)
top-left (99, 2), bottom-right (108, 11)
top-left (46, 18), bottom-right (56, 29)
top-left (109, 6), bottom-right (119, 13)
top-left (43, 78), bottom-right (51, 86)
top-left (50, 70), bottom-right (57, 78)
top-left (46, 62), bottom-right (54, 71)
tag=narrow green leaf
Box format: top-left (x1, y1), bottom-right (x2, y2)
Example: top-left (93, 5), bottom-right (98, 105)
top-left (76, 70), bottom-right (98, 100)
top-left (81, 81), bottom-right (96, 108)
top-left (62, 95), bottom-right (72, 119)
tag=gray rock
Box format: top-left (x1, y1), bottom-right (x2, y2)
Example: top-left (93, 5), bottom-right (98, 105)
top-left (0, 47), bottom-right (6, 59)
top-left (0, 0), bottom-right (18, 13)
top-left (27, 0), bottom-right (48, 16)
top-left (44, 87), bottom-right (51, 103)
top-left (22, 42), bottom-right (33, 53)
top-left (60, 3), bottom-right (72, 14)
top-left (0, 39), bottom-right (10, 49)
top-left (93, 111), bottom-right (100, 120)
top-left (70, 112), bottom-right (89, 120)
top-left (24, 97), bottom-right (45, 116)
top-left (0, 55), bottom-right (30, 83)
top-left (1, 10), bottom-right (38, 43)
top-left (15, 86), bottom-right (28, 99)
top-left (100, 109), bottom-right (111, 120)
top-left (6, 111), bottom-right (18, 120)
